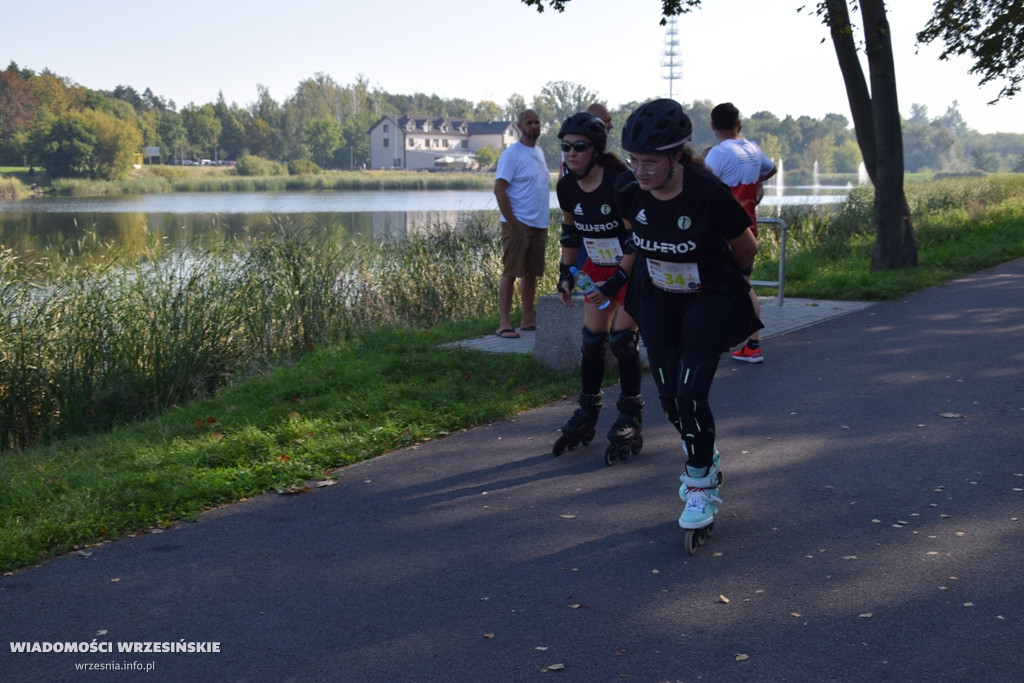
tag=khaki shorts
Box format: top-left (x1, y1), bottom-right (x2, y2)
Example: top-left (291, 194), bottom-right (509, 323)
top-left (501, 221), bottom-right (548, 278)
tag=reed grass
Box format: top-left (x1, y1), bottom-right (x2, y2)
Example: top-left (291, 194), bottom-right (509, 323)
top-left (0, 212), bottom-right (561, 450)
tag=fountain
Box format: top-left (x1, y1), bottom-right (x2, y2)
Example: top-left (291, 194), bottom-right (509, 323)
top-left (774, 158), bottom-right (785, 216)
top-left (812, 160), bottom-right (820, 189)
top-left (858, 161), bottom-right (871, 186)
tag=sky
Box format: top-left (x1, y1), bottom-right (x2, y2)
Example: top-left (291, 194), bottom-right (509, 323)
top-left (6, 0), bottom-right (1023, 135)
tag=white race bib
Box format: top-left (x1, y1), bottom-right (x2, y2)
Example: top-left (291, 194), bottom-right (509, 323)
top-left (583, 237), bottom-right (624, 267)
top-left (648, 259), bottom-right (702, 293)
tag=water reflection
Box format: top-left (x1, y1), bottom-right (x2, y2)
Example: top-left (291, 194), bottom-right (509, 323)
top-left (0, 186), bottom-right (847, 258)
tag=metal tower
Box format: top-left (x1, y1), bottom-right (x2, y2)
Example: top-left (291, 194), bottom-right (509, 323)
top-left (662, 17), bottom-right (682, 99)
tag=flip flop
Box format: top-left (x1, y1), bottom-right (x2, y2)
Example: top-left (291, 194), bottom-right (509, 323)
top-left (519, 325), bottom-right (536, 331)
top-left (494, 328), bottom-right (521, 339)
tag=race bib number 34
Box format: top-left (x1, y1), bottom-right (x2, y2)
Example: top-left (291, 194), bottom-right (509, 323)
top-left (648, 259), bottom-right (702, 292)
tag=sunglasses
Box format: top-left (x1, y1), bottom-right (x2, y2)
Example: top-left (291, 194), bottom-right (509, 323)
top-left (560, 140), bottom-right (594, 153)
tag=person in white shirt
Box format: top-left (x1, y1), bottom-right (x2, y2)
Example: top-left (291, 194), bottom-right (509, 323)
top-left (704, 102), bottom-right (776, 364)
top-left (493, 109), bottom-right (550, 338)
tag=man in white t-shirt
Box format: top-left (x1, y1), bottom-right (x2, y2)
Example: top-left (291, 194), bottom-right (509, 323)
top-left (493, 109), bottom-right (550, 338)
top-left (705, 102), bottom-right (777, 363)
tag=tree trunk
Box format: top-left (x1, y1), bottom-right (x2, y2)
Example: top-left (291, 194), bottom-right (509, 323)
top-left (824, 0), bottom-right (917, 270)
top-left (862, 0), bottom-right (917, 269)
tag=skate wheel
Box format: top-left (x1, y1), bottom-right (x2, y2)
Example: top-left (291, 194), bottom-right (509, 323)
top-left (684, 529), bottom-right (699, 555)
top-left (716, 470), bottom-right (723, 486)
top-left (696, 527), bottom-right (708, 547)
top-left (553, 435), bottom-right (569, 458)
top-left (604, 442), bottom-right (617, 467)
top-left (630, 434), bottom-right (644, 455)
top-left (581, 428), bottom-right (596, 447)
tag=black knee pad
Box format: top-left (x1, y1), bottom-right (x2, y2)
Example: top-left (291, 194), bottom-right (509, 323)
top-left (580, 326), bottom-right (608, 360)
top-left (609, 328), bottom-right (639, 361)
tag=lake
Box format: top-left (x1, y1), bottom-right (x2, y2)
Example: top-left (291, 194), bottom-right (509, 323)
top-left (0, 186), bottom-right (849, 256)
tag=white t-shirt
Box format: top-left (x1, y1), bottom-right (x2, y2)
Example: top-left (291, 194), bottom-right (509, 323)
top-left (704, 138), bottom-right (774, 187)
top-left (495, 142), bottom-right (550, 229)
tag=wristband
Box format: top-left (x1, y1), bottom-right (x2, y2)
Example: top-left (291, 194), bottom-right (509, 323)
top-left (597, 267), bottom-right (628, 297)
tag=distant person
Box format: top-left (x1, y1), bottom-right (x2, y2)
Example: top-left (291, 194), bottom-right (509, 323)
top-left (552, 112), bottom-right (643, 464)
top-left (704, 102), bottom-right (776, 364)
top-left (493, 109), bottom-right (550, 338)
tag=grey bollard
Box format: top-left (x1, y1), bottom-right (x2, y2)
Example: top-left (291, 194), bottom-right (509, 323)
top-left (533, 293), bottom-right (585, 373)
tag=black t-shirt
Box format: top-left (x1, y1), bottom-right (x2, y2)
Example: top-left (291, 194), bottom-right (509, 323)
top-left (615, 163), bottom-right (752, 294)
top-left (556, 165), bottom-right (632, 266)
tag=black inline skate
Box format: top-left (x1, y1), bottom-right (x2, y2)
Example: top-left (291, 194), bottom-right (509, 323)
top-left (553, 392), bottom-right (602, 457)
top-left (604, 394), bottom-right (644, 466)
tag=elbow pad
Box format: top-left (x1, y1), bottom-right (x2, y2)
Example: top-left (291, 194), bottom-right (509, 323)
top-left (560, 223), bottom-right (583, 249)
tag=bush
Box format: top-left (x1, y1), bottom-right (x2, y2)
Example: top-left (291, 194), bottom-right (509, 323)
top-left (288, 159), bottom-right (321, 175)
top-left (235, 154), bottom-right (287, 177)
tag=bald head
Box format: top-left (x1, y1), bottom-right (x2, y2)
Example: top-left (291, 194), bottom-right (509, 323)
top-left (586, 103), bottom-right (612, 132)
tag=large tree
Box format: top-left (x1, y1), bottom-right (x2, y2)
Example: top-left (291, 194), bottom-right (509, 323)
top-left (520, 0), bottom-right (924, 268)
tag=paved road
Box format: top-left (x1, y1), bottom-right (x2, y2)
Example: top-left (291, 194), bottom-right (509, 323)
top-left (3, 260), bottom-right (1023, 682)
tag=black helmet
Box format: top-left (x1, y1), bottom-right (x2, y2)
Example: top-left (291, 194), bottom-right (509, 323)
top-left (558, 112), bottom-right (608, 152)
top-left (620, 99), bottom-right (693, 154)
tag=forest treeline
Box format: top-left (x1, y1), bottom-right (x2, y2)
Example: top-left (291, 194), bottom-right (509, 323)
top-left (2, 61), bottom-right (1023, 182)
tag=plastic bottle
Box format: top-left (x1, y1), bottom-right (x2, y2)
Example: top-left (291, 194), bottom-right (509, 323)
top-left (570, 266), bottom-right (611, 309)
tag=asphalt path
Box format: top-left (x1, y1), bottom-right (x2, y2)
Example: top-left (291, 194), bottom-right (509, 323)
top-left (3, 259), bottom-right (1023, 682)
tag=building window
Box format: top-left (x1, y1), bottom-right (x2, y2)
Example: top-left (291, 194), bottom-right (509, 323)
top-left (383, 138), bottom-right (390, 148)
top-left (383, 124), bottom-right (389, 133)
top-left (461, 140), bottom-right (468, 149)
top-left (408, 138), bottom-right (414, 147)
top-left (394, 158), bottom-right (402, 167)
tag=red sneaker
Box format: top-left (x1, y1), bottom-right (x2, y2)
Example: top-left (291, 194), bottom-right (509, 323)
top-left (731, 344), bottom-right (763, 363)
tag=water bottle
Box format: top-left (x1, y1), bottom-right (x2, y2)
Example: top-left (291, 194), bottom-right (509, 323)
top-left (570, 266), bottom-right (610, 309)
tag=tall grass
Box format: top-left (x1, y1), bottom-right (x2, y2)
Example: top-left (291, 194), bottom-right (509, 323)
top-left (753, 175), bottom-right (1024, 300)
top-left (1, 212), bottom-right (561, 450)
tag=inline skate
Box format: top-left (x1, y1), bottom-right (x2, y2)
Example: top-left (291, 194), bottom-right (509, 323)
top-left (678, 448), bottom-right (723, 555)
top-left (553, 392), bottom-right (602, 457)
top-left (603, 394), bottom-right (644, 466)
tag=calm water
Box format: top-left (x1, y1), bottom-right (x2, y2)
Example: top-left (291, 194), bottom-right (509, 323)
top-left (0, 187), bottom-right (848, 256)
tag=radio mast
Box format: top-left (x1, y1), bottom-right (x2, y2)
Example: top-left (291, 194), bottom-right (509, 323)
top-left (662, 17), bottom-right (682, 100)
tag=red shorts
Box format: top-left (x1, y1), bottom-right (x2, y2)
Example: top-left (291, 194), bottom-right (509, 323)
top-left (582, 259), bottom-right (628, 307)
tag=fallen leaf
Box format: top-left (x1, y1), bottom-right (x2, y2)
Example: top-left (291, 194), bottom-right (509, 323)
top-left (560, 514), bottom-right (576, 519)
top-left (483, 633), bottom-right (494, 639)
top-left (790, 612), bottom-right (802, 617)
top-left (718, 595), bottom-right (730, 603)
top-left (568, 604), bottom-right (583, 609)
top-left (535, 646), bottom-right (548, 651)
top-left (315, 479), bottom-right (337, 488)
top-left (938, 412), bottom-right (966, 419)
top-left (281, 485), bottom-right (309, 495)
top-left (206, 416), bottom-right (218, 424)
top-left (545, 663), bottom-right (565, 671)
top-left (110, 578), bottom-right (120, 583)
top-left (859, 613), bottom-right (873, 618)
top-left (734, 653), bottom-right (749, 661)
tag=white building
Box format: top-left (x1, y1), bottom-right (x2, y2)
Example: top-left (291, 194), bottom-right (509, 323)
top-left (368, 115), bottom-right (518, 170)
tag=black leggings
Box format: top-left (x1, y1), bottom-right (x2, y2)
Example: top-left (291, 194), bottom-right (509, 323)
top-left (634, 290), bottom-right (736, 468)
